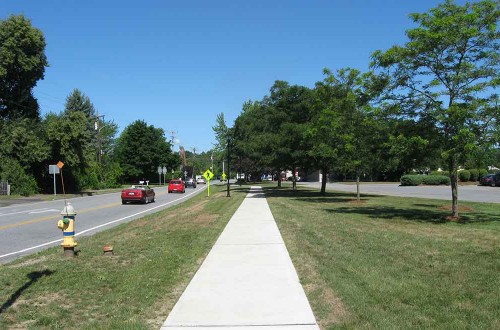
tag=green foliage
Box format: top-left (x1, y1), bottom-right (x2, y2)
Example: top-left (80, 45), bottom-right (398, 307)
top-left (114, 120), bottom-right (179, 182)
top-left (401, 174), bottom-right (450, 186)
top-left (0, 15), bottom-right (48, 121)
top-left (400, 175), bottom-right (423, 186)
top-left (459, 170), bottom-right (471, 182)
top-left (422, 175), bottom-right (450, 185)
top-left (469, 169), bottom-right (479, 181)
top-left (0, 118), bottom-right (49, 168)
top-left (0, 158), bottom-right (38, 196)
top-left (372, 0), bottom-right (500, 216)
top-left (479, 169), bottom-right (489, 178)
top-left (430, 170), bottom-right (446, 176)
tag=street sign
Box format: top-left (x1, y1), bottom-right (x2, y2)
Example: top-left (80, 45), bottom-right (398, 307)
top-left (203, 169), bottom-right (214, 181)
top-left (203, 169), bottom-right (214, 197)
top-left (57, 161), bottom-right (64, 169)
top-left (157, 166), bottom-right (162, 174)
top-left (162, 166), bottom-right (167, 174)
top-left (49, 165), bottom-right (60, 174)
top-left (222, 173), bottom-right (227, 181)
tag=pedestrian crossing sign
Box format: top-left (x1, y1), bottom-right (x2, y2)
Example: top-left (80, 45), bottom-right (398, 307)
top-left (203, 169), bottom-right (214, 181)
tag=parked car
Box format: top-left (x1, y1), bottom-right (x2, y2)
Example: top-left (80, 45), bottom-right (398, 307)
top-left (168, 179), bottom-right (185, 193)
top-left (121, 185), bottom-right (155, 204)
top-left (185, 177), bottom-right (197, 188)
top-left (494, 173), bottom-right (500, 187)
top-left (479, 174), bottom-right (496, 186)
top-left (196, 177), bottom-right (206, 184)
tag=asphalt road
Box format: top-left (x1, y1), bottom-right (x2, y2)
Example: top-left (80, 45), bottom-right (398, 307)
top-left (299, 182), bottom-right (500, 203)
top-left (0, 185), bottom-right (207, 264)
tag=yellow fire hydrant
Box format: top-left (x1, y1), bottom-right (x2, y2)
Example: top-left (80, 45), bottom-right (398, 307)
top-left (57, 202), bottom-right (77, 257)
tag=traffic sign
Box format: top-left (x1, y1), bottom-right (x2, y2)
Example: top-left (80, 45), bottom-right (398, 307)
top-left (221, 173), bottom-right (227, 181)
top-left (57, 161), bottom-right (64, 169)
top-left (203, 169), bottom-right (214, 181)
top-left (203, 169), bottom-right (214, 197)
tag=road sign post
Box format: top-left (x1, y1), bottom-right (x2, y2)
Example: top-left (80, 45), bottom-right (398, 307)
top-left (158, 166), bottom-right (162, 185)
top-left (162, 166), bottom-right (167, 184)
top-left (49, 165), bottom-right (60, 196)
top-left (203, 169), bottom-right (214, 197)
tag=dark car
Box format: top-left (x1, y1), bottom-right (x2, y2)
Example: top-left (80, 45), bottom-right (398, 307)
top-left (185, 177), bottom-right (197, 188)
top-left (121, 185), bottom-right (155, 204)
top-left (494, 173), bottom-right (500, 187)
top-left (480, 174), bottom-right (496, 186)
top-left (168, 180), bottom-right (185, 193)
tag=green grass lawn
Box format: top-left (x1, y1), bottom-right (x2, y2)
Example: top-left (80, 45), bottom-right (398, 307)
top-left (265, 186), bottom-right (500, 329)
top-left (0, 185), bottom-right (248, 329)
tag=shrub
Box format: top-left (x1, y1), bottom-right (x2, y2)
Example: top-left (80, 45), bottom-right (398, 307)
top-left (479, 168), bottom-right (488, 179)
top-left (479, 169), bottom-right (488, 179)
top-left (400, 175), bottom-right (423, 186)
top-left (422, 175), bottom-right (450, 185)
top-left (430, 170), bottom-right (446, 176)
top-left (458, 170), bottom-right (471, 182)
top-left (469, 169), bottom-right (479, 181)
top-left (0, 158), bottom-right (39, 196)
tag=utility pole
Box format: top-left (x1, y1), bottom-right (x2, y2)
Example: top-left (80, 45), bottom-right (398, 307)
top-left (226, 135), bottom-right (231, 197)
top-left (169, 130), bottom-right (177, 148)
top-left (94, 113), bottom-right (105, 164)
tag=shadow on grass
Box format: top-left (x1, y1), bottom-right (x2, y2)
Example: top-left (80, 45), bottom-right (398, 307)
top-left (264, 187), bottom-right (382, 203)
top-left (0, 269), bottom-right (55, 315)
top-left (264, 187), bottom-right (500, 224)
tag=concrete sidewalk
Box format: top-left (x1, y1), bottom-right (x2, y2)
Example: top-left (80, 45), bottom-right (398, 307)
top-left (161, 186), bottom-right (319, 329)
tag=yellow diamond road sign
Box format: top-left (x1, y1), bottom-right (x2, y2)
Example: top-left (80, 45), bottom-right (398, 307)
top-left (203, 169), bottom-right (214, 181)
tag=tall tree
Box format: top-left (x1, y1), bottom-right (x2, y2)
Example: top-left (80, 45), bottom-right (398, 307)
top-left (0, 15), bottom-right (48, 121)
top-left (372, 0), bottom-right (500, 218)
top-left (114, 120), bottom-right (179, 182)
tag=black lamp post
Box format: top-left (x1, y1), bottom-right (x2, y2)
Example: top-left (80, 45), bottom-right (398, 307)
top-left (226, 134), bottom-right (231, 197)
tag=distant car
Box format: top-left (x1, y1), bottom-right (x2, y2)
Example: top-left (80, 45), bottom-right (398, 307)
top-left (196, 177), bottom-right (206, 184)
top-left (168, 179), bottom-right (185, 193)
top-left (185, 177), bottom-right (197, 188)
top-left (121, 185), bottom-right (155, 204)
top-left (479, 174), bottom-right (496, 186)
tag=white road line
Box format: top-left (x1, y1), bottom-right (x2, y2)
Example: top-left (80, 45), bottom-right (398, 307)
top-left (0, 208), bottom-right (56, 217)
top-left (29, 209), bottom-right (59, 214)
top-left (0, 187), bottom-right (205, 260)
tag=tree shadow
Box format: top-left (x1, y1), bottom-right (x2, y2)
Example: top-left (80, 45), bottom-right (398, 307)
top-left (263, 187), bottom-right (383, 203)
top-left (0, 269), bottom-right (55, 315)
top-left (326, 205), bottom-right (500, 223)
top-left (263, 187), bottom-right (500, 223)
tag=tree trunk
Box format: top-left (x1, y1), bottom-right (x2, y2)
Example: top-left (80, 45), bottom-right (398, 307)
top-left (292, 168), bottom-right (297, 191)
top-left (321, 167), bottom-right (327, 195)
top-left (450, 168), bottom-right (459, 218)
top-left (356, 171), bottom-right (360, 201)
top-left (277, 168), bottom-right (282, 188)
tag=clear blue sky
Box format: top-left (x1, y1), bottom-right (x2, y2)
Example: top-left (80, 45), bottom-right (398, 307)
top-left (1, 0), bottom-right (469, 152)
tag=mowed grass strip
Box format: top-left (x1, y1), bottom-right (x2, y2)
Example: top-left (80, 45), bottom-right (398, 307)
top-left (265, 186), bottom-right (500, 329)
top-left (0, 185), bottom-right (248, 329)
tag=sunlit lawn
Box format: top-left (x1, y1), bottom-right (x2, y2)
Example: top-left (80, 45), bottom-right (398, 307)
top-left (0, 185), bottom-right (248, 329)
top-left (265, 185), bottom-right (500, 329)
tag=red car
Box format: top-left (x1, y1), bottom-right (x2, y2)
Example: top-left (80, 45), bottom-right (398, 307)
top-left (121, 185), bottom-right (155, 204)
top-left (168, 179), bottom-right (185, 193)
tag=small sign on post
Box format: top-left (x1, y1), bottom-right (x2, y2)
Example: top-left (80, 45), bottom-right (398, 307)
top-left (49, 165), bottom-right (60, 196)
top-left (203, 169), bottom-right (214, 197)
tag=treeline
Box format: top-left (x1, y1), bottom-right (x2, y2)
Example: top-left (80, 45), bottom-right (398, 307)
top-left (0, 15), bottom-right (180, 195)
top-left (221, 0), bottom-right (499, 218)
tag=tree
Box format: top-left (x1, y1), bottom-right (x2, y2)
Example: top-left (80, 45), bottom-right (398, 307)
top-left (114, 120), bottom-right (179, 182)
top-left (0, 15), bottom-right (48, 121)
top-left (372, 0), bottom-right (500, 218)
